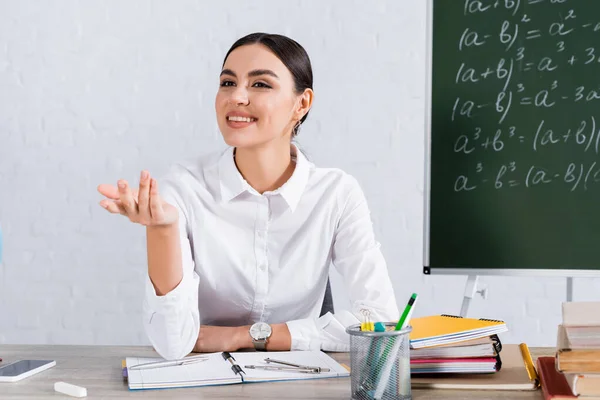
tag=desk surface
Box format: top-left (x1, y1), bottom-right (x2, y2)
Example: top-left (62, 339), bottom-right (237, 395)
top-left (0, 345), bottom-right (550, 399)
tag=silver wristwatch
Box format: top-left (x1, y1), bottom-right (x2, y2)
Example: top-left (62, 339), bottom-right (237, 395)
top-left (249, 322), bottom-right (272, 351)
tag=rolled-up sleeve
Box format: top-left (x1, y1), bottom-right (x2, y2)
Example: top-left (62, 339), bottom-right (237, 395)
top-left (142, 175), bottom-right (200, 360)
top-left (286, 175), bottom-right (399, 351)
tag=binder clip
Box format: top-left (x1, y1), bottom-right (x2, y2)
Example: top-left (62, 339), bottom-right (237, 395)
top-left (360, 309), bottom-right (374, 331)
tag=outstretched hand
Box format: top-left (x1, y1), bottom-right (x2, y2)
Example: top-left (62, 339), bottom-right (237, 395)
top-left (97, 170), bottom-right (178, 226)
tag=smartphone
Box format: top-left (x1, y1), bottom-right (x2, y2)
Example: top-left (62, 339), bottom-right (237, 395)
top-left (0, 360), bottom-right (56, 382)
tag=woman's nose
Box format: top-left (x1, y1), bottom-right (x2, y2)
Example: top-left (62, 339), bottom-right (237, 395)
top-left (229, 86), bottom-right (249, 106)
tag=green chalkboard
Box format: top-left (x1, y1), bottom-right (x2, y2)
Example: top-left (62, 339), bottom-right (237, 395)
top-left (425, 0), bottom-right (600, 274)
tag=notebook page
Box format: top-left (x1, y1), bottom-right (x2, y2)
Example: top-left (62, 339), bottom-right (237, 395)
top-left (232, 350), bottom-right (349, 382)
top-left (126, 352), bottom-right (238, 389)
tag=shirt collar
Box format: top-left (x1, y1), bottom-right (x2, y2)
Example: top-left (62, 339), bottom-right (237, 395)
top-left (277, 143), bottom-right (311, 213)
top-left (218, 146), bottom-right (247, 203)
top-left (218, 143), bottom-right (311, 212)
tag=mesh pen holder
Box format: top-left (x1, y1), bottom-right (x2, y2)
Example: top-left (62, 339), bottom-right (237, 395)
top-left (346, 323), bottom-right (412, 400)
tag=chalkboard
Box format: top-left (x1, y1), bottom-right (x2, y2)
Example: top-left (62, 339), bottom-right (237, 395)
top-left (424, 0), bottom-right (600, 275)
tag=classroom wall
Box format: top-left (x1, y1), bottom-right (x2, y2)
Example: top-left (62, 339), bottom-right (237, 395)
top-left (1, 0), bottom-right (598, 347)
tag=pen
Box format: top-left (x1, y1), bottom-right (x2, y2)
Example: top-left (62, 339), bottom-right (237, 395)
top-left (519, 343), bottom-right (539, 388)
top-left (129, 355), bottom-right (208, 370)
top-left (395, 293), bottom-right (418, 331)
top-left (222, 352), bottom-right (245, 382)
top-left (373, 293), bottom-right (418, 400)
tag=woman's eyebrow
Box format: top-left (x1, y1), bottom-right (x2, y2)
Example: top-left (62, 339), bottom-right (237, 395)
top-left (247, 69), bottom-right (279, 79)
top-left (219, 69), bottom-right (279, 79)
top-left (220, 69), bottom-right (236, 78)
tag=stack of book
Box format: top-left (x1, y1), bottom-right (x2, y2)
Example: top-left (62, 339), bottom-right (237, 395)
top-left (408, 314), bottom-right (508, 374)
top-left (539, 302), bottom-right (600, 400)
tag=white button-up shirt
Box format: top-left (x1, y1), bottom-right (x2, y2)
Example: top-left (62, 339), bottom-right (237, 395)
top-left (143, 144), bottom-right (399, 360)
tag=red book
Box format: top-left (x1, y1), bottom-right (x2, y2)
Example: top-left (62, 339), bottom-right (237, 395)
top-left (537, 357), bottom-right (579, 400)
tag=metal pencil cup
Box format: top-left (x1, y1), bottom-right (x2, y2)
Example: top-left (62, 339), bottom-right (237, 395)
top-left (346, 323), bottom-right (412, 400)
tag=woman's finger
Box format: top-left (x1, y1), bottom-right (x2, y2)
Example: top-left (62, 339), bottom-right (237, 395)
top-left (99, 200), bottom-right (125, 215)
top-left (118, 180), bottom-right (138, 216)
top-left (137, 171), bottom-right (151, 221)
top-left (97, 184), bottom-right (120, 200)
top-left (149, 178), bottom-right (165, 221)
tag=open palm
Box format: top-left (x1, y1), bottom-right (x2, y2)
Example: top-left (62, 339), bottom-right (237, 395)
top-left (97, 171), bottom-right (178, 226)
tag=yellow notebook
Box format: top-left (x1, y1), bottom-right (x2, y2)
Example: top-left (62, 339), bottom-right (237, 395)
top-left (409, 314), bottom-right (508, 349)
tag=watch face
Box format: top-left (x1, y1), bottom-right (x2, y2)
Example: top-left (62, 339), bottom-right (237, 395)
top-left (250, 322), bottom-right (272, 340)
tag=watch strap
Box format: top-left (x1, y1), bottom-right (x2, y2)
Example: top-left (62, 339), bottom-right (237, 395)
top-left (252, 338), bottom-right (268, 351)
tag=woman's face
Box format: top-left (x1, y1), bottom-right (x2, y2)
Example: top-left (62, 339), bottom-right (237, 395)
top-left (215, 44), bottom-right (300, 149)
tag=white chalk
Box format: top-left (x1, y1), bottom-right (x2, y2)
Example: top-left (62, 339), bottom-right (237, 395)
top-left (54, 381), bottom-right (87, 398)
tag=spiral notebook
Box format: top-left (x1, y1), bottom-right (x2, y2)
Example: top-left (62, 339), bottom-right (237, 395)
top-left (125, 350), bottom-right (349, 390)
top-left (409, 314), bottom-right (508, 349)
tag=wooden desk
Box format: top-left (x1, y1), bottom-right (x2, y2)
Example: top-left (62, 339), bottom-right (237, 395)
top-left (0, 345), bottom-right (551, 399)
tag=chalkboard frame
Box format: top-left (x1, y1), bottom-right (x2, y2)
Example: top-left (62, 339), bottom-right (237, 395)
top-left (422, 0), bottom-right (600, 278)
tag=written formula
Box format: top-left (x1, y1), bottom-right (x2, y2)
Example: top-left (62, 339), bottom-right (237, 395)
top-left (453, 117), bottom-right (600, 155)
top-left (454, 161), bottom-right (600, 192)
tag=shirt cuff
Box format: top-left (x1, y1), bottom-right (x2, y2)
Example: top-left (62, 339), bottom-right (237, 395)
top-left (144, 272), bottom-right (196, 316)
top-left (286, 318), bottom-right (321, 351)
top-left (286, 311), bottom-right (359, 352)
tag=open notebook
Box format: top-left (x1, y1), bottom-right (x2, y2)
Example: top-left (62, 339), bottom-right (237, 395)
top-left (125, 351), bottom-right (349, 390)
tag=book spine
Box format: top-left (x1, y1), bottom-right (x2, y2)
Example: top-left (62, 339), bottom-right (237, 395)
top-left (537, 356), bottom-right (577, 399)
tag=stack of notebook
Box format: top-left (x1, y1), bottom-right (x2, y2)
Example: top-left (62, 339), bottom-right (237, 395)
top-left (540, 302), bottom-right (600, 400)
top-left (408, 314), bottom-right (507, 374)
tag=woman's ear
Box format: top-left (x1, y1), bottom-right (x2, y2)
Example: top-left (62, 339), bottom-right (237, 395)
top-left (295, 88), bottom-right (314, 121)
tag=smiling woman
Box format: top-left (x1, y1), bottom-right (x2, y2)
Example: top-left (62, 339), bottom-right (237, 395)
top-left (97, 32), bottom-right (399, 360)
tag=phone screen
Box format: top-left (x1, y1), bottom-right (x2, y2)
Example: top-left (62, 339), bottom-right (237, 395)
top-left (0, 360), bottom-right (54, 377)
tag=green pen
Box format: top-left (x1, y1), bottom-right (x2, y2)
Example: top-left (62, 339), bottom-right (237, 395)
top-left (395, 293), bottom-right (418, 331)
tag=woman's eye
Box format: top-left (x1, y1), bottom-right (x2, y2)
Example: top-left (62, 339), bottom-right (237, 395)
top-left (220, 80), bottom-right (235, 87)
top-left (253, 82), bottom-right (271, 88)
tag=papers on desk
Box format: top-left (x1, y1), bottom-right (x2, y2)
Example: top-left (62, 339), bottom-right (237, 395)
top-left (410, 336), bottom-right (497, 359)
top-left (411, 344), bottom-right (539, 390)
top-left (125, 350), bottom-right (349, 390)
top-left (411, 357), bottom-right (499, 374)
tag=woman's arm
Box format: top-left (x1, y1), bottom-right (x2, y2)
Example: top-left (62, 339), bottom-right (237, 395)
top-left (147, 223), bottom-right (183, 295)
top-left (142, 175), bottom-right (201, 360)
top-left (99, 171), bottom-right (201, 360)
top-left (192, 323), bottom-right (292, 353)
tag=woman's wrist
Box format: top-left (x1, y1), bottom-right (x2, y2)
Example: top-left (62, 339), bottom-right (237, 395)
top-left (235, 325), bottom-right (253, 350)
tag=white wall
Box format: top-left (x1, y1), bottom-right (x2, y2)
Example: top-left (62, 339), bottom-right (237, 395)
top-left (0, 0), bottom-right (598, 347)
